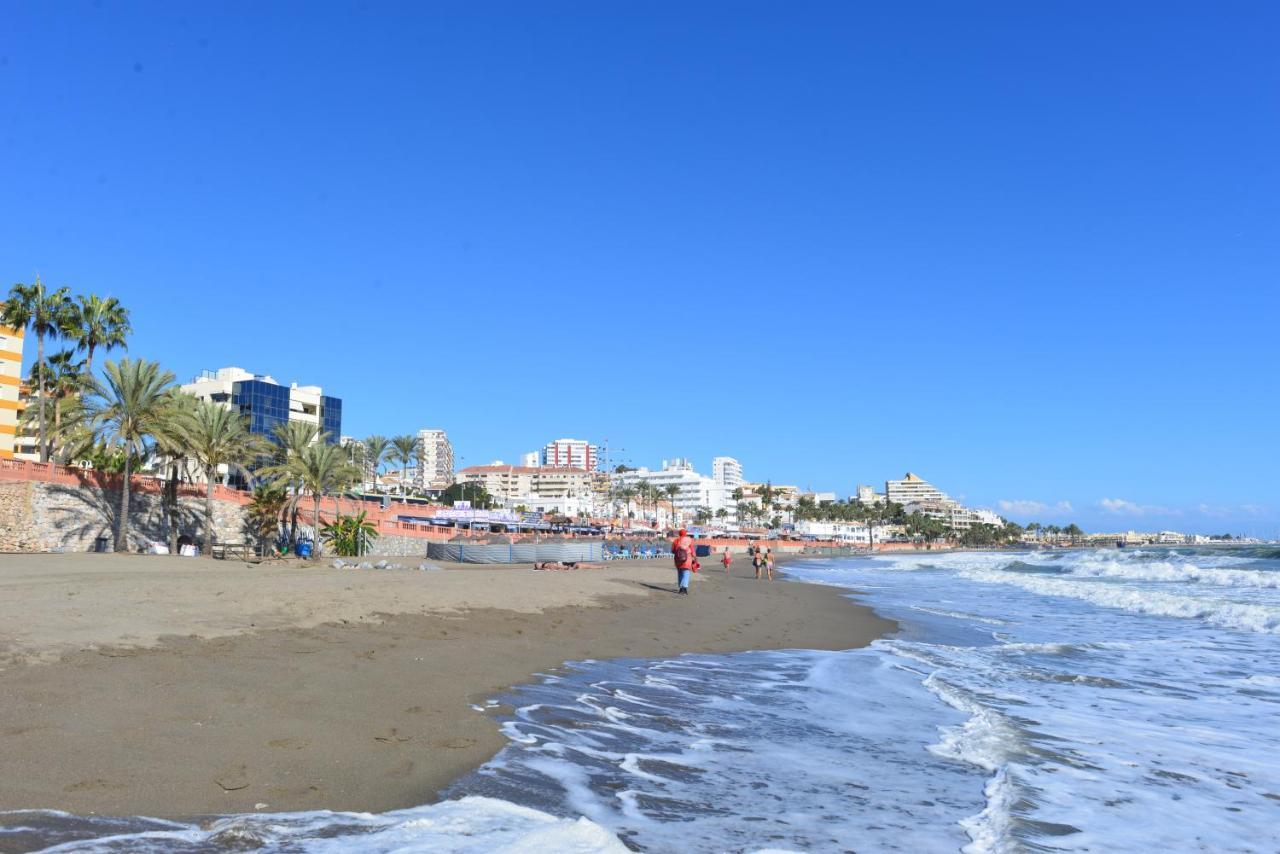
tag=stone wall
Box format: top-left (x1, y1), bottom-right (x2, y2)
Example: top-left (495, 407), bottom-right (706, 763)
top-left (359, 533), bottom-right (430, 557)
top-left (0, 480), bottom-right (252, 553)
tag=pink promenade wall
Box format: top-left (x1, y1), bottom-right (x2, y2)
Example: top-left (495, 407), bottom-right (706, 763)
top-left (0, 459), bottom-right (941, 554)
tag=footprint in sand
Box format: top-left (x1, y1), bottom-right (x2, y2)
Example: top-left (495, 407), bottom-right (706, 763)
top-left (267, 737), bottom-right (310, 750)
top-left (432, 737), bottom-right (477, 749)
top-left (373, 728), bottom-right (412, 744)
top-left (213, 765), bottom-right (250, 791)
top-left (64, 778), bottom-right (127, 792)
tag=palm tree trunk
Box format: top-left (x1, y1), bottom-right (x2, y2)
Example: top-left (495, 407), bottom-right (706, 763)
top-left (50, 396), bottom-right (61, 462)
top-left (312, 494), bottom-right (322, 557)
top-left (37, 333), bottom-right (47, 463)
top-left (116, 450), bottom-right (131, 552)
top-left (86, 343), bottom-right (96, 376)
top-left (166, 463), bottom-right (180, 555)
top-left (205, 470), bottom-right (216, 557)
top-left (289, 486), bottom-right (299, 547)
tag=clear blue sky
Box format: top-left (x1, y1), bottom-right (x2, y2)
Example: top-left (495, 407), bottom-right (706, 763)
top-left (3, 2), bottom-right (1277, 536)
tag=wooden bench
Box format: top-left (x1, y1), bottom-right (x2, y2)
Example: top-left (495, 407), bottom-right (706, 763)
top-left (211, 542), bottom-right (254, 561)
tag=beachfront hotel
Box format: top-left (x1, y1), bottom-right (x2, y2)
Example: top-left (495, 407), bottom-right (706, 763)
top-left (885, 472), bottom-right (952, 506)
top-left (0, 308), bottom-right (23, 459)
top-left (712, 456), bottom-right (744, 491)
top-left (612, 458), bottom-right (737, 522)
top-left (885, 472), bottom-right (1005, 531)
top-left (181, 366), bottom-right (342, 443)
top-left (414, 428), bottom-right (455, 491)
top-left (458, 463), bottom-right (595, 516)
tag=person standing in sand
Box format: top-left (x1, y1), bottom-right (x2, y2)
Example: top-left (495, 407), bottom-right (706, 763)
top-left (671, 527), bottom-right (695, 595)
top-left (721, 546), bottom-right (732, 576)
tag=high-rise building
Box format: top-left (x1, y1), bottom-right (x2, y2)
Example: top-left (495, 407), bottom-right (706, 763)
top-left (885, 472), bottom-right (952, 507)
top-left (541, 438), bottom-right (598, 471)
top-left (712, 456), bottom-right (744, 490)
top-left (181, 367), bottom-right (342, 444)
top-left (414, 428), bottom-right (455, 490)
top-left (0, 307), bottom-right (24, 459)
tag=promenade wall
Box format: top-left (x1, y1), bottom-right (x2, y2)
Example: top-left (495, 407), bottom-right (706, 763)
top-left (0, 478), bottom-right (251, 553)
top-left (0, 460), bottom-right (943, 557)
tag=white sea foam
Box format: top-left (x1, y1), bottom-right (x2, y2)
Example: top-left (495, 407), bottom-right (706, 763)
top-left (9, 797), bottom-right (627, 853)
top-left (958, 567), bottom-right (1280, 633)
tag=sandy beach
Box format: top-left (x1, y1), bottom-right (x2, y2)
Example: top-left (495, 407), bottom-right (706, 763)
top-left (0, 552), bottom-right (892, 818)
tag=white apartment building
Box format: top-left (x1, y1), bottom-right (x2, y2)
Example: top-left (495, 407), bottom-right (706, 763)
top-left (414, 428), bottom-right (455, 491)
top-left (712, 456), bottom-right (744, 491)
top-left (883, 472), bottom-right (1006, 532)
top-left (885, 472), bottom-right (952, 507)
top-left (612, 458), bottom-right (735, 523)
top-left (458, 464), bottom-right (595, 512)
top-left (541, 438), bottom-right (598, 471)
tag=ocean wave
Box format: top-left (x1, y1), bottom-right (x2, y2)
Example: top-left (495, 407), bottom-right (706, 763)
top-left (1054, 554), bottom-right (1280, 589)
top-left (958, 568), bottom-right (1280, 633)
top-left (5, 797), bottom-right (627, 853)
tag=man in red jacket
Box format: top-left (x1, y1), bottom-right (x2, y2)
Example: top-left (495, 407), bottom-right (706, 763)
top-left (671, 528), bottom-right (695, 595)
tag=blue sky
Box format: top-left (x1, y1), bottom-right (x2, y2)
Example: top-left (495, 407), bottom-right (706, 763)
top-left (2, 2), bottom-right (1277, 536)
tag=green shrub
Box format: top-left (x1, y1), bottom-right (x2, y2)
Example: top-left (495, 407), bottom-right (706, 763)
top-left (321, 511), bottom-right (378, 557)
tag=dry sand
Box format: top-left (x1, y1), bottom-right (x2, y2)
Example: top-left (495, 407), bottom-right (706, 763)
top-left (0, 552), bottom-right (892, 818)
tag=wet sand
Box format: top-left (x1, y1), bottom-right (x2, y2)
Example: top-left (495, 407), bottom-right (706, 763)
top-left (0, 552), bottom-right (891, 818)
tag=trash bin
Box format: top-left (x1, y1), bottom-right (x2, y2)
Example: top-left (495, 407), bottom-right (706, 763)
top-left (297, 541), bottom-right (313, 558)
top-left (94, 537), bottom-right (109, 553)
top-left (695, 544), bottom-right (712, 558)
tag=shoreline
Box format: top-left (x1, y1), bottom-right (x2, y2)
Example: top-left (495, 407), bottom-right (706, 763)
top-left (0, 553), bottom-right (892, 819)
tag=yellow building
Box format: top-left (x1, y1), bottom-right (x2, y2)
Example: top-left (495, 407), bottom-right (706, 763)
top-left (0, 307), bottom-right (24, 459)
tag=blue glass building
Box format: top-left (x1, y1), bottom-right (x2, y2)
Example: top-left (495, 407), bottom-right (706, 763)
top-left (228, 380), bottom-right (342, 444)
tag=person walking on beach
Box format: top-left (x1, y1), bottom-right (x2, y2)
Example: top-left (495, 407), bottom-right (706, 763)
top-left (721, 546), bottom-right (732, 576)
top-left (752, 544), bottom-right (763, 580)
top-left (765, 547), bottom-right (775, 581)
top-left (671, 527), bottom-right (695, 595)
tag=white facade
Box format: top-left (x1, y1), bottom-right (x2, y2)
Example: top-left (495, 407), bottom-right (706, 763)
top-left (520, 451), bottom-right (540, 468)
top-left (414, 428), bottom-right (455, 491)
top-left (458, 465), bottom-right (595, 511)
top-left (886, 472), bottom-right (952, 507)
top-left (712, 456), bottom-right (744, 490)
top-left (796, 520), bottom-right (873, 543)
top-left (541, 438), bottom-right (598, 471)
top-left (612, 458), bottom-right (735, 523)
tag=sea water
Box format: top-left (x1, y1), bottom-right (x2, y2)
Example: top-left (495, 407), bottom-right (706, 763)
top-left (5, 546), bottom-right (1279, 852)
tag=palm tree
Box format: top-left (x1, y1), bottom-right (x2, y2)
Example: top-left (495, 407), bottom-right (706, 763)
top-left (271, 420), bottom-right (320, 547)
top-left (70, 294), bottom-right (131, 375)
top-left (262, 438), bottom-right (358, 556)
top-left (363, 434), bottom-right (392, 490)
top-left (247, 483), bottom-right (288, 553)
top-left (84, 358), bottom-right (179, 552)
top-left (3, 277), bottom-right (77, 461)
top-left (26, 349), bottom-right (90, 461)
top-left (390, 434), bottom-right (419, 496)
top-left (150, 392), bottom-right (197, 555)
top-left (182, 399), bottom-right (271, 554)
top-left (664, 484), bottom-right (681, 525)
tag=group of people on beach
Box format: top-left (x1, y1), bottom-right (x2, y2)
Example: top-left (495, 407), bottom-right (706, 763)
top-left (670, 528), bottom-right (774, 594)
